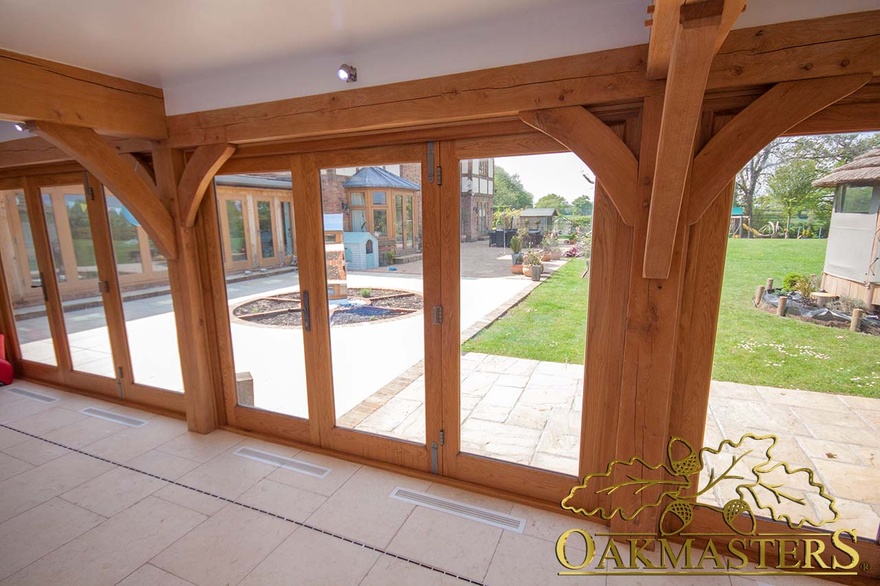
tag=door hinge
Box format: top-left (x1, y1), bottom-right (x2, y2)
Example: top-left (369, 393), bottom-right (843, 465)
top-left (432, 305), bottom-right (443, 324)
top-left (98, 280), bottom-right (110, 294)
top-left (85, 185), bottom-right (95, 201)
top-left (439, 429), bottom-right (445, 446)
top-left (116, 366), bottom-right (124, 397)
top-left (436, 165), bottom-right (443, 186)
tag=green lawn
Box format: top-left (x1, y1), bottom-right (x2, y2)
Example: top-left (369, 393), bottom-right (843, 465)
top-left (463, 240), bottom-right (880, 398)
top-left (461, 259), bottom-right (590, 364)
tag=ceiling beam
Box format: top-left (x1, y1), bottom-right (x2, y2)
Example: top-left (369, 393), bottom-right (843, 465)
top-left (520, 107), bottom-right (638, 226)
top-left (0, 49), bottom-right (167, 139)
top-left (0, 136), bottom-right (155, 170)
top-left (646, 0), bottom-right (685, 80)
top-left (644, 0), bottom-right (745, 279)
top-left (688, 73), bottom-right (871, 224)
top-left (178, 143), bottom-right (235, 228)
top-left (30, 121), bottom-right (177, 259)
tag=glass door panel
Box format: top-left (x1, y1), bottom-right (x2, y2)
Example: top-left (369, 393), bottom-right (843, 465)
top-left (105, 190), bottom-right (184, 393)
top-left (214, 173), bottom-right (309, 417)
top-left (456, 152), bottom-right (591, 476)
top-left (0, 188), bottom-right (57, 365)
top-left (39, 185), bottom-right (115, 378)
top-left (319, 161), bottom-right (426, 444)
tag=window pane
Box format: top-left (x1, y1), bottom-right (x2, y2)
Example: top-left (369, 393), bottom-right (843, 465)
top-left (0, 189), bottom-right (57, 365)
top-left (226, 200), bottom-right (248, 262)
top-left (106, 195), bottom-right (143, 275)
top-left (42, 185), bottom-right (114, 377)
top-left (372, 191), bottom-right (386, 205)
top-left (350, 192), bottom-right (365, 206)
top-left (373, 209), bottom-right (388, 237)
top-left (352, 209), bottom-right (367, 232)
top-left (395, 195), bottom-right (404, 246)
top-left (148, 238), bottom-right (168, 272)
top-left (406, 197), bottom-right (414, 249)
top-left (840, 185), bottom-right (873, 213)
top-left (41, 194), bottom-right (66, 282)
top-left (257, 201), bottom-right (275, 259)
top-left (281, 201), bottom-right (295, 258)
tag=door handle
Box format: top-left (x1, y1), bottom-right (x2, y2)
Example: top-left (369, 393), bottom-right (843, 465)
top-left (33, 272), bottom-right (48, 302)
top-left (301, 290), bottom-right (311, 332)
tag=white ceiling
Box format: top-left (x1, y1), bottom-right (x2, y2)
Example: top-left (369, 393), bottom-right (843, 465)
top-left (0, 0), bottom-right (877, 118)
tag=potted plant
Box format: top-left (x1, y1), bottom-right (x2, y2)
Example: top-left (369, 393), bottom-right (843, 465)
top-left (523, 250), bottom-right (544, 280)
top-left (510, 235), bottom-right (524, 274)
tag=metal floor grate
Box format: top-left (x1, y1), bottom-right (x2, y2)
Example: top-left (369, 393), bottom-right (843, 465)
top-left (2, 387), bottom-right (57, 403)
top-left (390, 487), bottom-right (526, 533)
top-left (234, 446), bottom-right (331, 478)
top-left (81, 407), bottom-right (147, 427)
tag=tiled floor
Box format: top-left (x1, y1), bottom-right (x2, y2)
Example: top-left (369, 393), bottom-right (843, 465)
top-left (0, 381), bottom-right (840, 585)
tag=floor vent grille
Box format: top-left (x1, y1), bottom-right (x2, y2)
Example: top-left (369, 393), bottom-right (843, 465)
top-left (2, 387), bottom-right (57, 403)
top-left (390, 487), bottom-right (526, 533)
top-left (81, 407), bottom-right (147, 427)
top-left (235, 446), bottom-right (331, 478)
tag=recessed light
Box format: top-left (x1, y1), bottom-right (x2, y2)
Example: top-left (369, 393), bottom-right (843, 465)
top-left (337, 64), bottom-right (357, 83)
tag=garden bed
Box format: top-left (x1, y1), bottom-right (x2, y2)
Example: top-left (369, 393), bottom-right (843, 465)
top-left (233, 288), bottom-right (423, 327)
top-left (758, 289), bottom-right (880, 335)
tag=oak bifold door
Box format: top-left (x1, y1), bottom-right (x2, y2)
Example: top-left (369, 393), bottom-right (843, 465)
top-left (0, 172), bottom-right (185, 412)
top-left (216, 145), bottom-right (439, 471)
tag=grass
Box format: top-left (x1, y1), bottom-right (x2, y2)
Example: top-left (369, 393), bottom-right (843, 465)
top-left (461, 259), bottom-right (589, 364)
top-left (463, 239), bottom-right (880, 398)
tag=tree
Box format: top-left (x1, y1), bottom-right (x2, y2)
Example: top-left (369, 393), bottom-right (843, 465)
top-left (571, 195), bottom-right (593, 216)
top-left (766, 159), bottom-right (822, 238)
top-left (735, 138), bottom-right (793, 236)
top-left (493, 166), bottom-right (533, 209)
top-left (534, 193), bottom-right (569, 215)
top-left (790, 132), bottom-right (880, 173)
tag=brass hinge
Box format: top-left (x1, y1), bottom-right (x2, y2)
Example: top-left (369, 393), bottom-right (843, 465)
top-left (433, 305), bottom-right (443, 324)
top-left (439, 429), bottom-right (445, 446)
top-left (436, 165), bottom-right (443, 186)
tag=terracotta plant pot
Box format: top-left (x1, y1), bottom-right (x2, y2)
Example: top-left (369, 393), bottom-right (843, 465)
top-left (550, 250), bottom-right (562, 260)
top-left (511, 264), bottom-right (523, 274)
top-left (523, 264), bottom-right (533, 277)
top-left (541, 253), bottom-right (551, 262)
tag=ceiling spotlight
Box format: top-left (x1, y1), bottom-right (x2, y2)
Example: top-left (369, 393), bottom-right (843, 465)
top-left (13, 122), bottom-right (27, 132)
top-left (337, 64), bottom-right (357, 83)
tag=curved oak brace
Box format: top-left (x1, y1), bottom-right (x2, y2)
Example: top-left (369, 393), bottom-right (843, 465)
top-left (178, 143), bottom-right (235, 228)
top-left (520, 107), bottom-right (638, 226)
top-left (687, 73), bottom-right (871, 225)
top-left (120, 153), bottom-right (157, 197)
top-left (31, 121), bottom-right (178, 260)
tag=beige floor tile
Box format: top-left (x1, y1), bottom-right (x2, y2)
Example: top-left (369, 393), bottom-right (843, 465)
top-left (531, 451), bottom-right (579, 476)
top-left (836, 393), bottom-right (880, 412)
top-left (486, 531), bottom-right (606, 585)
top-left (0, 426), bottom-right (28, 450)
top-left (86, 416), bottom-right (188, 463)
top-left (0, 452), bottom-right (32, 482)
top-left (2, 496), bottom-right (205, 586)
top-left (307, 466), bottom-right (430, 547)
top-left (509, 503), bottom-right (606, 546)
top-left (795, 436), bottom-right (874, 466)
top-left (1, 436), bottom-right (69, 465)
top-left (710, 381), bottom-right (764, 402)
top-left (792, 404), bottom-right (871, 431)
top-left (804, 420), bottom-right (880, 448)
top-left (156, 429), bottom-right (243, 463)
top-left (61, 467), bottom-right (166, 517)
top-left (175, 449), bottom-right (275, 500)
top-left (238, 478), bottom-right (326, 522)
top-left (240, 528), bottom-right (380, 586)
top-left (117, 564), bottom-right (194, 585)
top-left (0, 452), bottom-right (113, 523)
top-left (811, 458), bottom-right (880, 505)
top-left (359, 556), bottom-right (464, 586)
top-left (128, 449), bottom-right (201, 480)
top-left (0, 497), bottom-right (104, 581)
top-left (42, 414), bottom-right (126, 448)
top-left (0, 397), bottom-right (56, 424)
top-left (754, 386), bottom-right (850, 412)
top-left (266, 451), bottom-right (360, 497)
top-left (712, 399), bottom-right (809, 437)
top-left (5, 406), bottom-right (86, 436)
top-left (152, 504), bottom-right (294, 586)
top-left (153, 483), bottom-right (227, 516)
top-left (387, 507), bottom-right (502, 580)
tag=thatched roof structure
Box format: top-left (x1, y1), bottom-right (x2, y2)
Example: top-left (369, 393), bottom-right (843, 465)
top-left (813, 147), bottom-right (880, 187)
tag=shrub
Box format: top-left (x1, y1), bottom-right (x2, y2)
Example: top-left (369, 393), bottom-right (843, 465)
top-left (360, 288), bottom-right (372, 298)
top-left (792, 275), bottom-right (816, 299)
top-left (523, 250), bottom-right (543, 266)
top-left (510, 235), bottom-right (523, 254)
top-left (782, 272), bottom-right (804, 291)
top-left (828, 296), bottom-right (868, 315)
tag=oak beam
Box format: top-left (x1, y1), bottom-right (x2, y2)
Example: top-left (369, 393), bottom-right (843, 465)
top-left (646, 0), bottom-right (686, 80)
top-left (0, 49), bottom-right (167, 139)
top-left (178, 144), bottom-right (235, 227)
top-left (520, 107), bottom-right (638, 226)
top-left (644, 0), bottom-right (745, 279)
top-left (30, 121), bottom-right (177, 259)
top-left (0, 136), bottom-right (155, 170)
top-left (120, 153), bottom-right (158, 197)
top-left (687, 73), bottom-right (870, 224)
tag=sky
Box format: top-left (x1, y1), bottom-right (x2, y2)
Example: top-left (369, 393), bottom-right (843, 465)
top-left (495, 152), bottom-right (595, 204)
